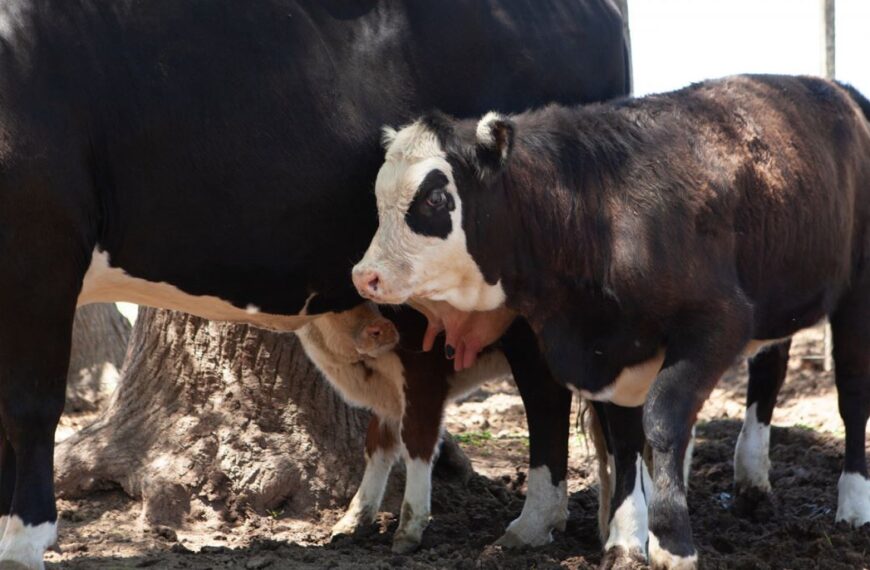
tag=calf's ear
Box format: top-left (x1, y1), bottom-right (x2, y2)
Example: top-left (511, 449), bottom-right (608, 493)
top-left (474, 112), bottom-right (515, 176)
top-left (381, 126), bottom-right (398, 151)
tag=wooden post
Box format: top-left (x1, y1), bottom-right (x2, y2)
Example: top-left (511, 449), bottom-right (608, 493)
top-left (822, 0), bottom-right (835, 79)
top-left (613, 0), bottom-right (633, 93)
top-left (822, 0), bottom-right (835, 372)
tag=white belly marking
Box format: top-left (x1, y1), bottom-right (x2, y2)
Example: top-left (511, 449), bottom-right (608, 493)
top-left (78, 249), bottom-right (315, 332)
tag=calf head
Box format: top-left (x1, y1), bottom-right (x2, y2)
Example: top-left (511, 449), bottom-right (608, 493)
top-left (352, 112), bottom-right (515, 312)
top-left (313, 302), bottom-right (400, 360)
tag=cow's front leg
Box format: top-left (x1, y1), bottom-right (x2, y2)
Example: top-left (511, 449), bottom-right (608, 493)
top-left (644, 310), bottom-right (750, 570)
top-left (331, 417), bottom-right (399, 539)
top-left (392, 368), bottom-right (448, 554)
top-left (0, 304), bottom-right (76, 570)
top-left (497, 320), bottom-right (570, 547)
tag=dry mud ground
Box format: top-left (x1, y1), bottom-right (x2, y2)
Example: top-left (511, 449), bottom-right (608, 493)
top-left (49, 325), bottom-right (870, 569)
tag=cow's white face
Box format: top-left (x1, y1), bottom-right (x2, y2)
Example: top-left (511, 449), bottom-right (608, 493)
top-left (352, 114), bottom-right (512, 312)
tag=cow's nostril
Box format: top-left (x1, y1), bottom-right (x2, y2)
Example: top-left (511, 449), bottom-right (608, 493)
top-left (366, 325), bottom-right (382, 339)
top-left (353, 268), bottom-right (384, 299)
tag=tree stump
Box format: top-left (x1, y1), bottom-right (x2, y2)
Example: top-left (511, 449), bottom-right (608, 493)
top-left (66, 303), bottom-right (132, 413)
top-left (55, 308), bottom-right (371, 527)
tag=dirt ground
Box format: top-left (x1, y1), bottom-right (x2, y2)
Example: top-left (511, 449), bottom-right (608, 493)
top-left (48, 324), bottom-right (870, 569)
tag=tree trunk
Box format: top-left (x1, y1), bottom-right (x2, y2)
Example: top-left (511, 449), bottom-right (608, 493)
top-left (66, 303), bottom-right (132, 413)
top-left (55, 308), bottom-right (372, 527)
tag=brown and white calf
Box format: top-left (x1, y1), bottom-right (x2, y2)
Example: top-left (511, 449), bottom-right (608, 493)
top-left (297, 304), bottom-right (571, 553)
top-left (353, 75), bottom-right (870, 568)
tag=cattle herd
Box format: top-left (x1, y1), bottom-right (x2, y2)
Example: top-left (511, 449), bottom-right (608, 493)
top-left (0, 1), bottom-right (867, 569)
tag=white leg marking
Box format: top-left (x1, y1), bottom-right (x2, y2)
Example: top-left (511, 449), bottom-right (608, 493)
top-left (0, 516), bottom-right (56, 570)
top-left (496, 465), bottom-right (568, 547)
top-left (0, 517), bottom-right (8, 541)
top-left (836, 472), bottom-right (870, 527)
top-left (734, 403), bottom-right (772, 492)
top-left (642, 458), bottom-right (654, 503)
top-left (392, 456), bottom-right (433, 553)
top-left (605, 455), bottom-right (649, 556)
top-left (684, 425), bottom-right (695, 489)
top-left (332, 448), bottom-right (396, 537)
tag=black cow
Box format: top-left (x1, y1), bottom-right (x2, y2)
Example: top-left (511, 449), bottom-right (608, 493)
top-left (354, 75), bottom-right (870, 568)
top-left (0, 1), bottom-right (629, 567)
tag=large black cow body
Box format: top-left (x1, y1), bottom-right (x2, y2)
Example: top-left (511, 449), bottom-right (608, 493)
top-left (0, 1), bottom-right (629, 567)
top-left (354, 75), bottom-right (870, 568)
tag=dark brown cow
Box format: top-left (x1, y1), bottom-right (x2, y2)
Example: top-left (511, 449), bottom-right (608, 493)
top-left (353, 75), bottom-right (870, 568)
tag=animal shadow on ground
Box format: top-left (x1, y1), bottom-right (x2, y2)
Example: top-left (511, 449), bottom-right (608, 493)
top-left (52, 420), bottom-right (870, 569)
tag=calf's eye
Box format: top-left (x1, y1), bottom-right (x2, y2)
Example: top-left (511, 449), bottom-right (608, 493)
top-left (426, 188), bottom-right (447, 208)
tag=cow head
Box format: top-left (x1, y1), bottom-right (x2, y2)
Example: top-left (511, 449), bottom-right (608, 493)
top-left (352, 111), bottom-right (514, 312)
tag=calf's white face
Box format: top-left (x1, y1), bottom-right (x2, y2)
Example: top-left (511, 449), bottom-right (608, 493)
top-left (353, 114), bottom-right (511, 312)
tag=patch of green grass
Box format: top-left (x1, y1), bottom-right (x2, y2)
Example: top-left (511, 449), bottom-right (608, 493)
top-left (266, 508), bottom-right (284, 520)
top-left (454, 431), bottom-right (530, 448)
top-left (792, 422), bottom-right (816, 432)
top-left (454, 430), bottom-right (493, 446)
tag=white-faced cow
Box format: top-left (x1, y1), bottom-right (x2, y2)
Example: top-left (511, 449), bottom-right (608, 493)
top-left (0, 0), bottom-right (630, 567)
top-left (354, 75), bottom-right (870, 568)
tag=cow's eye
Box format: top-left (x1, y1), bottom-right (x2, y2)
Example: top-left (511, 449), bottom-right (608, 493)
top-left (426, 188), bottom-right (447, 208)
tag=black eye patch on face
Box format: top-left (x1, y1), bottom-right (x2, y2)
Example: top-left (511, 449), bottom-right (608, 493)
top-left (405, 169), bottom-right (455, 239)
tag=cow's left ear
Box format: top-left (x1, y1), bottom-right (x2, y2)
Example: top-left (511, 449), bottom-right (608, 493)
top-left (474, 112), bottom-right (515, 174)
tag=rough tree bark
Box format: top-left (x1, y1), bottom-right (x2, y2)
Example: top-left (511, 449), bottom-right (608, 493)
top-left (55, 308), bottom-right (373, 527)
top-left (66, 303), bottom-right (132, 413)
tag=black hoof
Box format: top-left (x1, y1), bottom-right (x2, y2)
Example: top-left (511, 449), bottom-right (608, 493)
top-left (734, 485), bottom-right (778, 522)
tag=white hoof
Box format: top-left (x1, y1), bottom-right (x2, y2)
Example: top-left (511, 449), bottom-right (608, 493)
top-left (497, 466), bottom-right (567, 548)
top-left (836, 472), bottom-right (870, 527)
top-left (0, 517), bottom-right (55, 570)
top-left (391, 530), bottom-right (422, 554)
top-left (330, 509), bottom-right (375, 538)
top-left (648, 532), bottom-right (697, 570)
top-left (392, 498), bottom-right (428, 554)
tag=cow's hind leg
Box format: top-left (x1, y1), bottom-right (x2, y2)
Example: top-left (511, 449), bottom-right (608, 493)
top-left (830, 281), bottom-right (870, 526)
top-left (497, 319), bottom-right (571, 548)
top-left (596, 403), bottom-right (650, 569)
top-left (0, 254), bottom-right (83, 569)
top-left (0, 425), bottom-right (15, 538)
top-left (734, 339), bottom-right (791, 519)
top-left (331, 416), bottom-right (399, 538)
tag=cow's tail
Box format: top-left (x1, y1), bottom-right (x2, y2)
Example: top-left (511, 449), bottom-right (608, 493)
top-left (838, 81), bottom-right (870, 124)
top-left (583, 401), bottom-right (612, 544)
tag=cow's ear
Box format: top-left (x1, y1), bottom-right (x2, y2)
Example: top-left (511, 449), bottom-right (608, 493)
top-left (474, 112), bottom-right (515, 175)
top-left (381, 126), bottom-right (398, 151)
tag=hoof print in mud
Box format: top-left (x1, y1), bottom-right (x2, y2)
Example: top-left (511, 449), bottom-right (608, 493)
top-left (733, 486), bottom-right (778, 522)
top-left (599, 546), bottom-right (646, 570)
